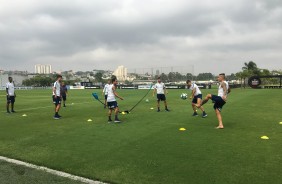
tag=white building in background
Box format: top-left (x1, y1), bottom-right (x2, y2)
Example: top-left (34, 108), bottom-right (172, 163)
top-left (35, 64), bottom-right (52, 74)
top-left (113, 65), bottom-right (128, 81)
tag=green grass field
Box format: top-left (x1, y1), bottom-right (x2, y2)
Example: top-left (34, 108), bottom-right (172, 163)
top-left (0, 88), bottom-right (281, 184)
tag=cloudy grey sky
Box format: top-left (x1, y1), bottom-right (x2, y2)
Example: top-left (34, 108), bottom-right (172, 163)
top-left (0, 0), bottom-right (281, 74)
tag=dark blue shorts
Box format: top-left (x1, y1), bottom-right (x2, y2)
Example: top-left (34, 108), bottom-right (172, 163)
top-left (7, 96), bottom-right (15, 103)
top-left (212, 95), bottom-right (226, 111)
top-left (107, 101), bottom-right (118, 109)
top-left (192, 94), bottom-right (202, 104)
top-left (157, 94), bottom-right (166, 101)
top-left (52, 95), bottom-right (61, 105)
top-left (62, 95), bottom-right (67, 101)
top-left (104, 95), bottom-right (108, 100)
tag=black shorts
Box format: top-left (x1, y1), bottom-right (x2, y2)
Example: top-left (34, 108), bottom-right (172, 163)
top-left (157, 94), bottom-right (166, 101)
top-left (52, 95), bottom-right (61, 105)
top-left (107, 101), bottom-right (118, 109)
top-left (62, 95), bottom-right (67, 101)
top-left (105, 95), bottom-right (108, 100)
top-left (192, 94), bottom-right (202, 104)
top-left (212, 95), bottom-right (226, 111)
top-left (7, 96), bottom-right (15, 103)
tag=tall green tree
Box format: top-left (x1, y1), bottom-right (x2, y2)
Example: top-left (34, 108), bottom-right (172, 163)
top-left (94, 72), bottom-right (103, 83)
top-left (160, 73), bottom-right (168, 82)
top-left (196, 73), bottom-right (214, 81)
top-left (242, 61), bottom-right (260, 75)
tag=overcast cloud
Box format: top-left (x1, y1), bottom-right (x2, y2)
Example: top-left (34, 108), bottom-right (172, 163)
top-left (0, 0), bottom-right (281, 74)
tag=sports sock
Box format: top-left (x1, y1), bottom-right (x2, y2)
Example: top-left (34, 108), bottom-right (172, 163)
top-left (115, 115), bottom-right (118, 120)
top-left (55, 112), bottom-right (58, 116)
top-left (108, 116), bottom-right (112, 121)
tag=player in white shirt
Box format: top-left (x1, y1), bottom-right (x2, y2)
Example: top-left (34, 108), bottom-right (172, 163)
top-left (6, 77), bottom-right (16, 113)
top-left (198, 73), bottom-right (230, 129)
top-left (106, 77), bottom-right (124, 123)
top-left (102, 79), bottom-right (111, 109)
top-left (153, 77), bottom-right (169, 112)
top-left (52, 75), bottom-right (62, 119)
top-left (186, 80), bottom-right (207, 118)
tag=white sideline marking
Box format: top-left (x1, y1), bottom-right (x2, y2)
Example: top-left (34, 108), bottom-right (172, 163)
top-left (1, 102), bottom-right (92, 113)
top-left (0, 156), bottom-right (107, 184)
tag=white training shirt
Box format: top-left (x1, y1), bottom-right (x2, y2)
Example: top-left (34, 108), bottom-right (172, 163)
top-left (53, 81), bottom-right (61, 96)
top-left (189, 83), bottom-right (201, 96)
top-left (218, 81), bottom-right (229, 97)
top-left (103, 84), bottom-right (110, 95)
top-left (154, 82), bottom-right (166, 94)
top-left (6, 82), bottom-right (15, 96)
top-left (106, 84), bottom-right (116, 102)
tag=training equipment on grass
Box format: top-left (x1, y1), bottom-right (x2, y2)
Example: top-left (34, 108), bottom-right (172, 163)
top-left (87, 119), bottom-right (92, 122)
top-left (92, 92), bottom-right (129, 114)
top-left (22, 114), bottom-right (27, 117)
top-left (179, 128), bottom-right (186, 131)
top-left (92, 93), bottom-right (105, 105)
top-left (128, 84), bottom-right (153, 113)
top-left (145, 99), bottom-right (149, 103)
top-left (180, 93), bottom-right (188, 100)
top-left (92, 84), bottom-right (153, 114)
top-left (279, 122), bottom-right (282, 125)
top-left (261, 136), bottom-right (269, 140)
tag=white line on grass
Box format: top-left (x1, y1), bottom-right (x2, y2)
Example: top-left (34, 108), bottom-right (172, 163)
top-left (1, 102), bottom-right (93, 113)
top-left (0, 156), bottom-right (107, 184)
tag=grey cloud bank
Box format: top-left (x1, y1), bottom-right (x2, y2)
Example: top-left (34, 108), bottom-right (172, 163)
top-left (0, 0), bottom-right (281, 74)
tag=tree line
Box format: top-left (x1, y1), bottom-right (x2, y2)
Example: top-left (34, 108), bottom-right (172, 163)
top-left (235, 61), bottom-right (282, 87)
top-left (21, 61), bottom-right (281, 86)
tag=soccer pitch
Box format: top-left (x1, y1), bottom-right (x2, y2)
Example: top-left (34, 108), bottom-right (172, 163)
top-left (0, 88), bottom-right (281, 184)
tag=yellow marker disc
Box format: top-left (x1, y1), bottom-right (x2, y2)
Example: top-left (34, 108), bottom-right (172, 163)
top-left (261, 136), bottom-right (269, 140)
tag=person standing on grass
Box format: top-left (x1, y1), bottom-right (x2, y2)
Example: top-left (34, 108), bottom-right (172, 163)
top-left (153, 77), bottom-right (169, 112)
top-left (186, 80), bottom-right (207, 118)
top-left (106, 77), bottom-right (123, 123)
top-left (61, 82), bottom-right (68, 107)
top-left (6, 77), bottom-right (16, 113)
top-left (52, 75), bottom-right (62, 119)
top-left (198, 73), bottom-right (230, 129)
top-left (102, 79), bottom-right (111, 109)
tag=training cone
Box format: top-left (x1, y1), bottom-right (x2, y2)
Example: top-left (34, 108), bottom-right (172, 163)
top-left (87, 119), bottom-right (92, 122)
top-left (179, 128), bottom-right (186, 131)
top-left (22, 114), bottom-right (27, 117)
top-left (150, 107), bottom-right (154, 110)
top-left (279, 122), bottom-right (282, 125)
top-left (261, 136), bottom-right (269, 140)
top-left (122, 112), bottom-right (125, 115)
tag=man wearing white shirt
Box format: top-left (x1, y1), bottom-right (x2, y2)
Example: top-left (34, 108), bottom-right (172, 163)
top-left (6, 77), bottom-right (16, 113)
top-left (106, 77), bottom-right (124, 123)
top-left (153, 77), bottom-right (169, 112)
top-left (199, 73), bottom-right (230, 129)
top-left (186, 80), bottom-right (207, 118)
top-left (102, 79), bottom-right (111, 109)
top-left (52, 75), bottom-right (62, 119)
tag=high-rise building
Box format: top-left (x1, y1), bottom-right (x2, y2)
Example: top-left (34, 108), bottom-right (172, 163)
top-left (113, 65), bottom-right (127, 81)
top-left (156, 69), bottom-right (160, 76)
top-left (35, 64), bottom-right (52, 74)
